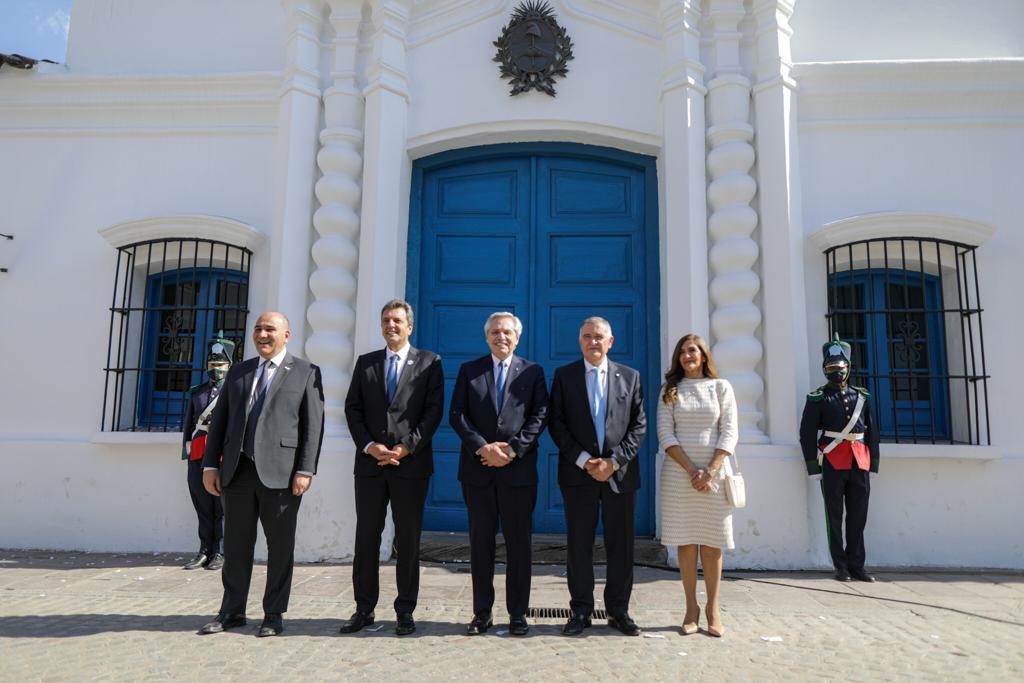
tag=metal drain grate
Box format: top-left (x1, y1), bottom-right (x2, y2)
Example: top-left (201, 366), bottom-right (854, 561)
top-left (527, 607), bottom-right (607, 620)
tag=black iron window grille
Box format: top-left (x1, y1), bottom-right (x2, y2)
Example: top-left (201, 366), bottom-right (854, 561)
top-left (825, 237), bottom-right (989, 445)
top-left (102, 238), bottom-right (251, 432)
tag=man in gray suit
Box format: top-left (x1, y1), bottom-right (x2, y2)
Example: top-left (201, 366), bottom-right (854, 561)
top-left (198, 311), bottom-right (325, 638)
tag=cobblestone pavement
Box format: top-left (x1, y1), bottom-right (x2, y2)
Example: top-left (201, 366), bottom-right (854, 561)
top-left (1, 550), bottom-right (1022, 682)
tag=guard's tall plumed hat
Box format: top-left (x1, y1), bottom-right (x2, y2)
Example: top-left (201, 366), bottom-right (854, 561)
top-left (206, 331), bottom-right (235, 364)
top-left (822, 333), bottom-right (852, 368)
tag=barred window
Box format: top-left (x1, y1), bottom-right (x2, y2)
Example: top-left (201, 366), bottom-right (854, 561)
top-left (102, 239), bottom-right (251, 432)
top-left (825, 238), bottom-right (989, 445)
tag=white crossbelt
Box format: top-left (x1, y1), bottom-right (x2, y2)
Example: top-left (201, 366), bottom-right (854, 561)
top-left (822, 431), bottom-right (864, 441)
top-left (817, 393), bottom-right (865, 466)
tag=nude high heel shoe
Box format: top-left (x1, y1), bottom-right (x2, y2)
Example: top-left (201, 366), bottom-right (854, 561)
top-left (681, 607), bottom-right (699, 635)
top-left (706, 606), bottom-right (724, 637)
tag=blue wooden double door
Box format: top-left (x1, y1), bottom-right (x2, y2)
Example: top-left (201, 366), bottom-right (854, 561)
top-left (408, 143), bottom-right (659, 535)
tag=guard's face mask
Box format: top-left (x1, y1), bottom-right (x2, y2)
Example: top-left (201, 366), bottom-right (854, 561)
top-left (823, 361), bottom-right (850, 385)
top-left (207, 363), bottom-right (230, 383)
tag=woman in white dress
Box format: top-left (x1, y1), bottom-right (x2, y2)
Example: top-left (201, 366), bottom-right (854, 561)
top-left (657, 334), bottom-right (738, 637)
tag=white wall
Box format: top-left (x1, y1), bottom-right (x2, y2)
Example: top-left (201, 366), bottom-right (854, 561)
top-left (406, 2), bottom-right (662, 154)
top-left (66, 0), bottom-right (288, 74)
top-left (793, 59), bottom-right (1024, 568)
top-left (790, 0), bottom-right (1024, 62)
top-left (2, 2), bottom-right (1023, 569)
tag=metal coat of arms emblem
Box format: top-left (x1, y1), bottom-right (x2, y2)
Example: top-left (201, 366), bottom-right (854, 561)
top-left (493, 1), bottom-right (574, 97)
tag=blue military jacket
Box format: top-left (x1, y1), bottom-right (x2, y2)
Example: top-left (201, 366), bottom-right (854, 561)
top-left (798, 383), bottom-right (880, 475)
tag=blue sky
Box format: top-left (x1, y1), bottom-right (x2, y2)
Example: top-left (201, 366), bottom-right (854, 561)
top-left (0, 0), bottom-right (73, 62)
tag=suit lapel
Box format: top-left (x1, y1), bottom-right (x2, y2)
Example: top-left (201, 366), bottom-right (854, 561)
top-left (239, 358), bottom-right (259, 403)
top-left (484, 356), bottom-right (498, 413)
top-left (263, 352), bottom-right (293, 406)
top-left (604, 360), bottom-right (621, 430)
top-left (392, 347), bottom-right (418, 400)
top-left (371, 349), bottom-right (387, 403)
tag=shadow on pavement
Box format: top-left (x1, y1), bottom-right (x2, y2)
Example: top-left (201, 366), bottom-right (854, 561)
top-left (732, 576), bottom-right (1024, 627)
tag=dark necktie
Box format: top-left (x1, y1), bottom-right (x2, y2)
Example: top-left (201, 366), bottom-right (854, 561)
top-left (495, 361), bottom-right (507, 412)
top-left (243, 360), bottom-right (272, 458)
top-left (386, 354), bottom-right (398, 403)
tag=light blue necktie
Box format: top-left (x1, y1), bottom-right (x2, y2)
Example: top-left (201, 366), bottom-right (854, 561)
top-left (386, 354), bottom-right (398, 403)
top-left (591, 367), bottom-right (605, 452)
top-left (495, 361), bottom-right (507, 412)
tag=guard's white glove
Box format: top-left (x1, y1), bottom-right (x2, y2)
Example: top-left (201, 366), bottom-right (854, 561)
top-left (809, 473), bottom-right (822, 482)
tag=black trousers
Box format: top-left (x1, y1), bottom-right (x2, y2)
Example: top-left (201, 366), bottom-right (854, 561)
top-left (821, 462), bottom-right (871, 572)
top-left (561, 482), bottom-right (635, 617)
top-left (187, 459), bottom-right (223, 555)
top-left (352, 474), bottom-right (429, 615)
top-left (219, 457), bottom-right (302, 616)
top-left (462, 481), bottom-right (537, 617)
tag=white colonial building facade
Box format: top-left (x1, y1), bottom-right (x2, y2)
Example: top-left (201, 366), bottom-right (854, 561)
top-left (1, 0), bottom-right (1021, 569)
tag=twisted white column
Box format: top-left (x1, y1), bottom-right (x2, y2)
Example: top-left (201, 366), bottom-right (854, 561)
top-left (306, 0), bottom-right (365, 436)
top-left (706, 0), bottom-right (767, 442)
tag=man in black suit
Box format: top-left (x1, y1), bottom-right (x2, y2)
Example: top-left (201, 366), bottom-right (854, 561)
top-left (549, 316), bottom-right (646, 637)
top-left (198, 312), bottom-right (325, 637)
top-left (340, 299), bottom-right (444, 636)
top-left (450, 312), bottom-right (549, 637)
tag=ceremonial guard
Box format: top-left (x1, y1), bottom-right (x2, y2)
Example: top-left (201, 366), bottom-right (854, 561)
top-left (180, 332), bottom-right (234, 570)
top-left (799, 336), bottom-right (879, 583)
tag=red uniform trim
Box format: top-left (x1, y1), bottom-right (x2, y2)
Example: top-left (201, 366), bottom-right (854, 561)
top-left (824, 440), bottom-right (870, 471)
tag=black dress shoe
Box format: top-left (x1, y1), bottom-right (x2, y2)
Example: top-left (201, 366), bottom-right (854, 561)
top-left (395, 612), bottom-right (416, 636)
top-left (204, 553), bottom-right (224, 571)
top-left (257, 613), bottom-right (283, 637)
top-left (607, 613), bottom-right (641, 636)
top-left (198, 613), bottom-right (246, 635)
top-left (183, 553), bottom-right (208, 570)
top-left (850, 568), bottom-right (876, 583)
top-left (465, 611), bottom-right (492, 636)
top-left (338, 611), bottom-right (375, 634)
top-left (561, 613), bottom-right (592, 636)
top-left (834, 569), bottom-right (852, 582)
top-left (509, 615), bottom-right (529, 636)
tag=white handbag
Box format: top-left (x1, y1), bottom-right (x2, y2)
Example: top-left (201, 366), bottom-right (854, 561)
top-left (722, 453), bottom-right (746, 509)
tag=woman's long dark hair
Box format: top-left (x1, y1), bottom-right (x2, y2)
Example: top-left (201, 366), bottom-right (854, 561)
top-left (662, 333), bottom-right (718, 404)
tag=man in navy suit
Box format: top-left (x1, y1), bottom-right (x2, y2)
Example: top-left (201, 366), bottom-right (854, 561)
top-left (341, 299), bottom-right (444, 636)
top-left (450, 312), bottom-right (549, 636)
top-left (198, 312), bottom-right (325, 638)
top-left (549, 316), bottom-right (646, 637)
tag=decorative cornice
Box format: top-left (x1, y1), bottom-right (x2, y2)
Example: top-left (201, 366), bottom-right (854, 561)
top-left (562, 0), bottom-right (661, 44)
top-left (809, 212), bottom-right (997, 250)
top-left (98, 214), bottom-right (265, 251)
top-left (0, 71), bottom-right (282, 107)
top-left (407, 0), bottom-right (504, 47)
top-left (794, 58), bottom-right (1024, 93)
top-left (0, 71), bottom-right (282, 133)
top-left (406, 119), bottom-right (661, 158)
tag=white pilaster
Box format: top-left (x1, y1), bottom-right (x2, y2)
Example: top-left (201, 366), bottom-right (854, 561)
top-left (751, 0), bottom-right (809, 445)
top-left (354, 0), bottom-right (412, 353)
top-left (659, 0), bottom-right (709, 358)
top-left (267, 0), bottom-right (326, 351)
top-left (306, 0), bottom-right (365, 436)
top-left (706, 0), bottom-right (767, 443)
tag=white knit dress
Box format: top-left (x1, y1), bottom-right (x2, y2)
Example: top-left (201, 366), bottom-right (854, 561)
top-left (658, 378), bottom-right (739, 549)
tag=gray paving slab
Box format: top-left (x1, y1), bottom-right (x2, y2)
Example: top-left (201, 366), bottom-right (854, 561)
top-left (0, 550), bottom-right (1022, 682)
